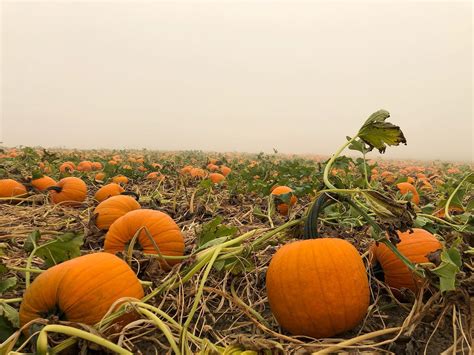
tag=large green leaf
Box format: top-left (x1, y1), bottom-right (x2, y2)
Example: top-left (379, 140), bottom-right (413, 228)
top-left (430, 244), bottom-right (462, 292)
top-left (35, 232), bottom-right (84, 268)
top-left (197, 217), bottom-right (237, 249)
top-left (0, 302), bottom-right (19, 342)
top-left (357, 110), bottom-right (407, 153)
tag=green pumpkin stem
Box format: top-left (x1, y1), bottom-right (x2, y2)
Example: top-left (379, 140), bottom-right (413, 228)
top-left (47, 186), bottom-right (62, 193)
top-left (120, 191), bottom-right (140, 201)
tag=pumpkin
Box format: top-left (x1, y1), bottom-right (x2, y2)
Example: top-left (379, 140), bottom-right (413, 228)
top-left (266, 238), bottom-right (370, 338)
top-left (180, 165), bottom-right (193, 175)
top-left (190, 168), bottom-right (206, 178)
top-left (396, 182), bottom-right (420, 205)
top-left (370, 229), bottom-right (442, 292)
top-left (49, 177), bottom-right (87, 205)
top-left (209, 173), bottom-right (225, 184)
top-left (94, 183), bottom-right (125, 202)
top-left (271, 186), bottom-right (297, 215)
top-left (91, 162), bottom-right (103, 170)
top-left (207, 163), bottom-right (219, 171)
top-left (59, 162), bottom-right (75, 173)
top-left (112, 175), bottom-right (129, 184)
top-left (77, 161), bottom-right (93, 171)
top-left (220, 166), bottom-right (231, 176)
top-left (31, 176), bottom-right (57, 191)
top-left (0, 179), bottom-right (28, 197)
top-left (146, 172), bottom-right (164, 181)
top-left (105, 209), bottom-right (185, 267)
top-left (94, 195), bottom-right (141, 230)
top-left (95, 172), bottom-right (106, 182)
top-left (19, 252), bottom-right (144, 330)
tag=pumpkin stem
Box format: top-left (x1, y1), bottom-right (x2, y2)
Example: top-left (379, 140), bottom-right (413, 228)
top-left (47, 186), bottom-right (62, 193)
top-left (120, 191), bottom-right (140, 201)
top-left (303, 193), bottom-right (336, 239)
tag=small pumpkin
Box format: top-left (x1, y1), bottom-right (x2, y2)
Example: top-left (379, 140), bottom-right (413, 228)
top-left (49, 177), bottom-right (87, 205)
top-left (31, 176), bottom-right (57, 191)
top-left (94, 195), bottom-right (141, 230)
top-left (220, 166), bottom-right (231, 176)
top-left (146, 172), bottom-right (164, 181)
top-left (112, 175), bottom-right (129, 184)
top-left (207, 163), bottom-right (219, 171)
top-left (271, 186), bottom-right (297, 215)
top-left (370, 228), bottom-right (442, 292)
top-left (59, 162), bottom-right (75, 173)
top-left (94, 183), bottom-right (125, 202)
top-left (95, 172), bottom-right (106, 182)
top-left (190, 168), bottom-right (206, 178)
top-left (209, 173), bottom-right (225, 184)
top-left (0, 179), bottom-right (28, 197)
top-left (396, 182), bottom-right (420, 205)
top-left (105, 209), bottom-right (185, 267)
top-left (19, 253), bottom-right (144, 331)
top-left (77, 161), bottom-right (93, 172)
top-left (91, 162), bottom-right (103, 170)
top-left (266, 238), bottom-right (370, 338)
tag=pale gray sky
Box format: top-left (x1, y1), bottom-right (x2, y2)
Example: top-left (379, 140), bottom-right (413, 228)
top-left (1, 1), bottom-right (472, 161)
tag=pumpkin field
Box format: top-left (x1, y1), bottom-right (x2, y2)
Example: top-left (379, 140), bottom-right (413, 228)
top-left (0, 111), bottom-right (472, 354)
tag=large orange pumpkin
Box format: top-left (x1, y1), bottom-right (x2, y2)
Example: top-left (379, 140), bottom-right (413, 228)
top-left (370, 229), bottom-right (442, 292)
top-left (0, 179), bottom-right (28, 197)
top-left (271, 186), bottom-right (297, 215)
top-left (77, 161), bottom-right (93, 172)
top-left (105, 209), bottom-right (185, 267)
top-left (31, 176), bottom-right (57, 191)
top-left (19, 253), bottom-right (144, 330)
top-left (94, 183), bottom-right (125, 202)
top-left (94, 195), bottom-right (141, 230)
top-left (49, 177), bottom-right (87, 205)
top-left (396, 182), bottom-right (420, 205)
top-left (266, 238), bottom-right (370, 338)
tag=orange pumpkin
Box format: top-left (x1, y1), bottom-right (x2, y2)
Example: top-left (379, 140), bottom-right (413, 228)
top-left (209, 173), bottom-right (225, 184)
top-left (49, 177), bottom-right (87, 205)
top-left (207, 163), bottom-right (219, 171)
top-left (19, 253), bottom-right (144, 330)
top-left (370, 229), bottom-right (442, 292)
top-left (146, 172), bottom-right (164, 181)
top-left (112, 175), bottom-right (129, 185)
top-left (59, 162), bottom-right (75, 173)
top-left (94, 195), bottom-right (141, 230)
top-left (220, 166), bottom-right (231, 176)
top-left (91, 162), bottom-right (103, 170)
top-left (105, 209), bottom-right (185, 267)
top-left (190, 168), bottom-right (206, 178)
top-left (266, 238), bottom-right (369, 338)
top-left (271, 186), bottom-right (297, 215)
top-left (0, 179), bottom-right (28, 197)
top-left (31, 176), bottom-right (57, 191)
top-left (180, 165), bottom-right (193, 175)
top-left (396, 182), bottom-right (420, 205)
top-left (95, 172), bottom-right (106, 182)
top-left (77, 161), bottom-right (93, 172)
top-left (94, 183), bottom-right (125, 202)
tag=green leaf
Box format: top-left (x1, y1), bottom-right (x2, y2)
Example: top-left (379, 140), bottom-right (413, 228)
top-left (197, 217), bottom-right (237, 248)
top-left (0, 303), bottom-right (19, 328)
top-left (357, 110), bottom-right (407, 153)
top-left (430, 245), bottom-right (462, 292)
top-left (272, 191), bottom-right (293, 205)
top-left (0, 277), bottom-right (17, 293)
top-left (347, 137), bottom-right (368, 153)
top-left (24, 230), bottom-right (41, 252)
top-left (35, 232), bottom-right (84, 268)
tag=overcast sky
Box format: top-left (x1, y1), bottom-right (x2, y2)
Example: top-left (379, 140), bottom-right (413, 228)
top-left (1, 1), bottom-right (472, 161)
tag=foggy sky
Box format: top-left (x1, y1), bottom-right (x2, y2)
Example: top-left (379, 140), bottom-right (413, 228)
top-left (1, 1), bottom-right (472, 161)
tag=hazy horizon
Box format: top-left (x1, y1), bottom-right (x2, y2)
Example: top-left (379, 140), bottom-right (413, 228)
top-left (1, 1), bottom-right (473, 161)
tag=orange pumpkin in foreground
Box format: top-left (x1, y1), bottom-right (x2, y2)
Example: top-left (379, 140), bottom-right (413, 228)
top-left (271, 186), bottom-right (297, 215)
top-left (49, 177), bottom-right (87, 205)
top-left (0, 179), bottom-right (28, 197)
top-left (31, 176), bottom-right (57, 191)
top-left (396, 182), bottom-right (420, 205)
top-left (105, 209), bottom-right (185, 267)
top-left (94, 183), bottom-right (125, 202)
top-left (94, 195), bottom-right (141, 230)
top-left (370, 229), bottom-right (442, 292)
top-left (112, 175), bottom-right (129, 185)
top-left (19, 253), bottom-right (144, 330)
top-left (266, 238), bottom-right (369, 338)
